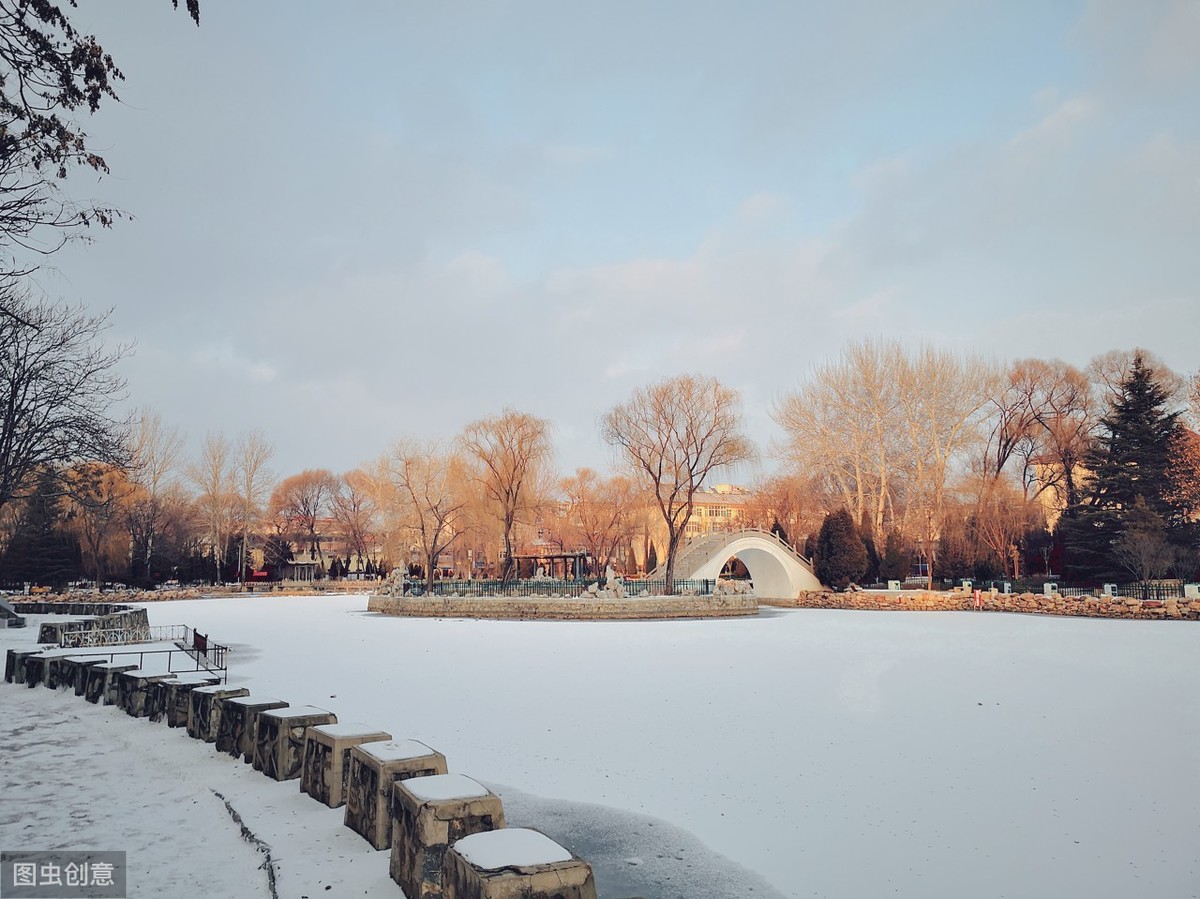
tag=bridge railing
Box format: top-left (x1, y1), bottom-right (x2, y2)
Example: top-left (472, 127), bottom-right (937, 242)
top-left (653, 527), bottom-right (813, 579)
top-left (727, 527), bottom-right (813, 566)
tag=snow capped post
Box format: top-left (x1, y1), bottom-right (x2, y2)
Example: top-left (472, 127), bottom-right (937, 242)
top-left (300, 722), bottom-right (392, 808)
top-left (441, 828), bottom-right (598, 899)
top-left (344, 740), bottom-right (449, 851)
top-left (389, 773), bottom-right (505, 898)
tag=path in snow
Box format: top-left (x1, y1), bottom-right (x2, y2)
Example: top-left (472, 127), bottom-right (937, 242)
top-left (0, 615), bottom-right (782, 899)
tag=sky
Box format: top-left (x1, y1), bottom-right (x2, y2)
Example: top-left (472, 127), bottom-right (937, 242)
top-left (34, 1), bottom-right (1200, 480)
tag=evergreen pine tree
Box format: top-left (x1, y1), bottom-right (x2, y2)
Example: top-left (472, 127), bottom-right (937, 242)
top-left (0, 472), bottom-right (82, 588)
top-left (1063, 353), bottom-right (1185, 581)
top-left (879, 530), bottom-right (910, 582)
top-left (814, 509), bottom-right (868, 590)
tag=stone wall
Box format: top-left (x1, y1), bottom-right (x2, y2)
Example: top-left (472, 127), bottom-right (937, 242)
top-left (366, 594), bottom-right (759, 621)
top-left (34, 607), bottom-right (151, 644)
top-left (14, 601), bottom-right (136, 616)
top-left (766, 590), bottom-right (1200, 620)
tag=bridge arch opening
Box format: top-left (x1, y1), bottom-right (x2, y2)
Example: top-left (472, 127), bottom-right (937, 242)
top-left (719, 548), bottom-right (796, 599)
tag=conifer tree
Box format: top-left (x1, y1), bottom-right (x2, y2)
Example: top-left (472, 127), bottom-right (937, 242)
top-left (1063, 353), bottom-right (1186, 581)
top-left (814, 508), bottom-right (868, 590)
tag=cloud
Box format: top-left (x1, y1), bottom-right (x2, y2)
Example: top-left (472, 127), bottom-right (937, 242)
top-left (1006, 95), bottom-right (1100, 151)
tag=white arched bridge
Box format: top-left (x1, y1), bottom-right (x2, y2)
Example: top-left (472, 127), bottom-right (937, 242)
top-left (649, 528), bottom-right (822, 598)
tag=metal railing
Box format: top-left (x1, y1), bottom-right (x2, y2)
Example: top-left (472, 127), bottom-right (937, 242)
top-left (400, 577), bottom-right (715, 598)
top-left (53, 644), bottom-right (228, 682)
top-left (904, 580), bottom-right (1187, 602)
top-left (649, 527), bottom-right (813, 580)
top-left (621, 578), bottom-right (714, 596)
top-left (1115, 582), bottom-right (1185, 601)
top-left (59, 624), bottom-right (192, 648)
top-left (56, 624), bottom-right (229, 681)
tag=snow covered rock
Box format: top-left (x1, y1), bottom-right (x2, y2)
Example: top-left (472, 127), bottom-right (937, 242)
top-left (344, 739), bottom-right (448, 851)
top-left (389, 774), bottom-right (505, 899)
top-left (300, 722), bottom-right (392, 808)
top-left (254, 705), bottom-right (337, 781)
top-left (442, 827), bottom-right (597, 899)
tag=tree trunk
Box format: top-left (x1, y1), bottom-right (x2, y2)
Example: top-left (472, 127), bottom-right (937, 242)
top-left (239, 523), bottom-right (248, 585)
top-left (501, 518), bottom-right (515, 584)
top-left (663, 528), bottom-right (681, 595)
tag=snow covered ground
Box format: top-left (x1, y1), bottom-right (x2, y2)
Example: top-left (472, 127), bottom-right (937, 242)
top-left (3, 594), bottom-right (1199, 898)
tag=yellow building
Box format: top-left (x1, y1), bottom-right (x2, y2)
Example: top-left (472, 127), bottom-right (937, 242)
top-left (684, 484), bottom-right (751, 537)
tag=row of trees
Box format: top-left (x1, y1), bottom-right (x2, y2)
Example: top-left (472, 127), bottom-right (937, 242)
top-left (0, 366), bottom-right (763, 594)
top-left (1, 288), bottom-right (1195, 594)
top-left (776, 340), bottom-right (1200, 586)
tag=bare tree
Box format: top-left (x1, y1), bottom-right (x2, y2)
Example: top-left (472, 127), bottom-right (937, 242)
top-left (601, 374), bottom-right (755, 594)
top-left (1089, 348), bottom-right (1185, 413)
top-left (0, 291), bottom-right (127, 513)
top-left (187, 432), bottom-right (235, 583)
top-left (380, 440), bottom-right (469, 592)
top-left (896, 346), bottom-right (996, 587)
top-left (269, 469), bottom-right (337, 567)
top-left (125, 408), bottom-right (183, 584)
top-left (1008, 358), bottom-right (1094, 513)
top-left (776, 339), bottom-right (994, 577)
top-left (0, 1), bottom-right (199, 305)
top-left (773, 339), bottom-right (906, 541)
top-left (1165, 426), bottom-right (1200, 522)
top-left (963, 469), bottom-right (1044, 579)
top-left (1113, 498), bottom-right (1178, 583)
top-left (234, 430), bottom-right (274, 583)
top-left (559, 468), bottom-right (638, 578)
top-left (459, 409), bottom-right (554, 583)
top-left (330, 468), bottom-right (377, 577)
top-left (742, 474), bottom-right (827, 551)
top-left (63, 461), bottom-right (133, 587)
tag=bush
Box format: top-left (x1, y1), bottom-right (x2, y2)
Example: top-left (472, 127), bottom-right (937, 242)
top-left (815, 509), bottom-right (868, 590)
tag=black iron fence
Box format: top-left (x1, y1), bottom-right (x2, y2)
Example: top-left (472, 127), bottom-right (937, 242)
top-left (55, 624), bottom-right (229, 681)
top-left (401, 577), bottom-right (714, 598)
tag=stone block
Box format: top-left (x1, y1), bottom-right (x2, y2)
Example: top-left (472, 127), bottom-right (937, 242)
top-left (85, 662), bottom-right (137, 704)
top-left (254, 706), bottom-right (337, 781)
top-left (153, 673), bottom-right (222, 726)
top-left (21, 651), bottom-right (56, 688)
top-left (117, 669), bottom-right (178, 718)
top-left (215, 695), bottom-right (288, 760)
top-left (5, 648), bottom-right (42, 684)
top-left (45, 654), bottom-right (91, 690)
top-left (68, 657), bottom-right (106, 696)
top-left (441, 828), bottom-right (597, 899)
top-left (389, 774), bottom-right (505, 899)
top-left (187, 685), bottom-right (250, 741)
top-left (300, 722), bottom-right (391, 808)
top-left (345, 739), bottom-right (448, 850)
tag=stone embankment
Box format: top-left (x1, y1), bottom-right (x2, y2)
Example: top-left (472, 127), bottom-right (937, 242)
top-left (367, 594), bottom-right (759, 621)
top-left (14, 580), bottom-right (381, 604)
top-left (766, 591), bottom-right (1200, 620)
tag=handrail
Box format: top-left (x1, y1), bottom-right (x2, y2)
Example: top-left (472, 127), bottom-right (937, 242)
top-left (58, 624), bottom-right (193, 648)
top-left (649, 527), bottom-right (813, 579)
top-left (57, 623), bottom-right (229, 682)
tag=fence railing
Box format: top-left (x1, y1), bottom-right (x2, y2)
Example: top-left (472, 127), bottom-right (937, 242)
top-left (58, 623), bottom-right (192, 648)
top-left (400, 577), bottom-right (715, 598)
top-left (57, 624), bottom-right (229, 681)
top-left (867, 579), bottom-right (1189, 602)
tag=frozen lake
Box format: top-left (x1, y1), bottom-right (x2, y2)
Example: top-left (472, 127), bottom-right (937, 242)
top-left (4, 594), bottom-right (1198, 898)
